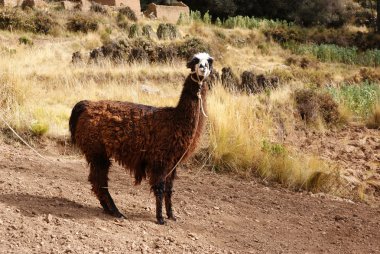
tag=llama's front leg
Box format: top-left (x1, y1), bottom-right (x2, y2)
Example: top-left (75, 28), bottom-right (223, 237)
top-left (165, 180), bottom-right (176, 221)
top-left (152, 181), bottom-right (165, 225)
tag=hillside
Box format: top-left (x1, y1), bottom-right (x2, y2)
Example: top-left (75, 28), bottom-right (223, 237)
top-left (0, 4), bottom-right (379, 253)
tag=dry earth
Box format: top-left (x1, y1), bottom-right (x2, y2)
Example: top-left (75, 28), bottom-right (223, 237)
top-left (0, 141), bottom-right (380, 254)
top-left (287, 125), bottom-right (380, 198)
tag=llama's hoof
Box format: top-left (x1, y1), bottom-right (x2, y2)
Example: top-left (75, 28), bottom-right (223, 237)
top-left (156, 218), bottom-right (165, 225)
top-left (167, 215), bottom-right (177, 221)
top-left (109, 210), bottom-right (126, 219)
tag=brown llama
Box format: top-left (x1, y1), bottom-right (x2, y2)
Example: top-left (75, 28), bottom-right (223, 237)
top-left (69, 53), bottom-right (213, 224)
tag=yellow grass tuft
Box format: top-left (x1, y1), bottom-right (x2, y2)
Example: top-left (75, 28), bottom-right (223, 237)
top-left (206, 84), bottom-right (340, 191)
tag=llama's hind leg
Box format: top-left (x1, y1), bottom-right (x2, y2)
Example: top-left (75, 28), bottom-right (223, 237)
top-left (152, 181), bottom-right (165, 225)
top-left (88, 155), bottom-right (125, 218)
top-left (165, 179), bottom-right (176, 221)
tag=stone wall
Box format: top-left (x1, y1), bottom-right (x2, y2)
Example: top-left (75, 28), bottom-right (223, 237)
top-left (0, 0), bottom-right (21, 7)
top-left (145, 2), bottom-right (189, 23)
top-left (92, 0), bottom-right (141, 16)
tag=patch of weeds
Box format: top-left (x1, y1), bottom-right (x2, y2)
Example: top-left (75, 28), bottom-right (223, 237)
top-left (327, 81), bottom-right (380, 118)
top-left (157, 23), bottom-right (179, 40)
top-left (30, 121), bottom-right (49, 136)
top-left (90, 3), bottom-right (108, 14)
top-left (128, 24), bottom-right (141, 38)
top-left (118, 6), bottom-right (137, 22)
top-left (67, 14), bottom-right (98, 33)
top-left (294, 88), bottom-right (340, 125)
top-left (18, 36), bottom-right (33, 46)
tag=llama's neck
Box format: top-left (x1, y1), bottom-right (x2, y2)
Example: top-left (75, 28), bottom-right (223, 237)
top-left (175, 75), bottom-right (207, 118)
top-left (173, 74), bottom-right (208, 159)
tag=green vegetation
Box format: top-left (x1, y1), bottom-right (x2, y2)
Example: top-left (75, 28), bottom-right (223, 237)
top-left (327, 82), bottom-right (380, 118)
top-left (284, 43), bottom-right (380, 67)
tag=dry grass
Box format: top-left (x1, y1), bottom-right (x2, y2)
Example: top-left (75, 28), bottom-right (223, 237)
top-left (206, 84), bottom-right (340, 192)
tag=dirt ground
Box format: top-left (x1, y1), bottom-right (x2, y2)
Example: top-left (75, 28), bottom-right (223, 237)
top-left (0, 141), bottom-right (379, 254)
top-left (286, 124), bottom-right (380, 199)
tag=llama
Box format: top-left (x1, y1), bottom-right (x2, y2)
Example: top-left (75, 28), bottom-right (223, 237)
top-left (69, 53), bottom-right (213, 224)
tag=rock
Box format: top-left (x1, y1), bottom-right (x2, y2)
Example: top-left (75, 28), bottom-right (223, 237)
top-left (188, 232), bottom-right (199, 240)
top-left (140, 84), bottom-right (159, 95)
top-left (72, 51), bottom-right (83, 64)
top-left (60, 1), bottom-right (77, 11)
top-left (21, 0), bottom-right (45, 8)
top-left (45, 214), bottom-right (53, 223)
top-left (1, 0), bottom-right (17, 7)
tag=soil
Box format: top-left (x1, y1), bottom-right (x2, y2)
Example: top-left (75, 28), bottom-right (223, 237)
top-left (0, 141), bottom-right (380, 254)
top-left (287, 124), bottom-right (380, 199)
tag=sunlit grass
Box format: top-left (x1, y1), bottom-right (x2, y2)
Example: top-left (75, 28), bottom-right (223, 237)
top-left (207, 84), bottom-right (340, 192)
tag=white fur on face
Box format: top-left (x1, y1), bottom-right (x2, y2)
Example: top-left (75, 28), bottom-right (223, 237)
top-left (194, 53), bottom-right (212, 78)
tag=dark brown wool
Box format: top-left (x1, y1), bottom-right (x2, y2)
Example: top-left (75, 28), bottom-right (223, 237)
top-left (69, 55), bottom-right (212, 224)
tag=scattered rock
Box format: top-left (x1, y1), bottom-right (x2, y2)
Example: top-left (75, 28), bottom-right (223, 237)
top-left (45, 214), bottom-right (53, 223)
top-left (71, 51), bottom-right (83, 64)
top-left (188, 232), bottom-right (199, 240)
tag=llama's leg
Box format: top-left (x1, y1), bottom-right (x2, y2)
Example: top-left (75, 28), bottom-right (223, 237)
top-left (165, 180), bottom-right (176, 221)
top-left (152, 181), bottom-right (165, 225)
top-left (88, 155), bottom-right (125, 218)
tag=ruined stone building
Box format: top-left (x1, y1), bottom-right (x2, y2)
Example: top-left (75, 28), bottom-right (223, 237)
top-left (144, 1), bottom-right (189, 23)
top-left (92, 0), bottom-right (141, 15)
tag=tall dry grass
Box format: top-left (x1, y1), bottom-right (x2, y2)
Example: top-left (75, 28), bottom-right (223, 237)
top-left (207, 84), bottom-right (340, 192)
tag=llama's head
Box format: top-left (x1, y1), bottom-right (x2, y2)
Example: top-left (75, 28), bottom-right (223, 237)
top-left (186, 53), bottom-right (214, 79)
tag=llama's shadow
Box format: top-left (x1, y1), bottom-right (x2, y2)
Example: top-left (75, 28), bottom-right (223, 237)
top-left (0, 192), bottom-right (158, 223)
top-left (0, 193), bottom-right (104, 219)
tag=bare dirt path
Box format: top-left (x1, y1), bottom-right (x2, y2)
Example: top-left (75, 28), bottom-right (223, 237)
top-left (0, 142), bottom-right (379, 254)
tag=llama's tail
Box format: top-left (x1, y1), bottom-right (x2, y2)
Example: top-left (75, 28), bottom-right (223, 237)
top-left (69, 100), bottom-right (88, 144)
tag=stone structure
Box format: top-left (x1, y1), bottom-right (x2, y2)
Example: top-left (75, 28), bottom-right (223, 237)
top-left (92, 0), bottom-right (140, 15)
top-left (60, 0), bottom-right (91, 11)
top-left (0, 0), bottom-right (44, 8)
top-left (0, 0), bottom-right (18, 7)
top-left (145, 2), bottom-right (189, 23)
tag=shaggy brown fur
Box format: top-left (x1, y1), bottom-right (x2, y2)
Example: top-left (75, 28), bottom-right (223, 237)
top-left (69, 56), bottom-right (212, 224)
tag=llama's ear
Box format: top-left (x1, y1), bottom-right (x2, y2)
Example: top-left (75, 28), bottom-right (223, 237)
top-left (186, 57), bottom-right (200, 70)
top-left (208, 57), bottom-right (214, 69)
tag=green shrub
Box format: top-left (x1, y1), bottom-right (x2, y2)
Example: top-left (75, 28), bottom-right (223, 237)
top-left (202, 11), bottom-right (212, 25)
top-left (18, 36), bottom-right (33, 46)
top-left (67, 14), bottom-right (98, 33)
top-left (116, 13), bottom-right (129, 29)
top-left (157, 23), bottom-right (179, 40)
top-left (142, 25), bottom-right (155, 39)
top-left (223, 16), bottom-right (261, 29)
top-left (128, 24), bottom-right (141, 38)
top-left (189, 10), bottom-right (202, 22)
top-left (285, 43), bottom-right (380, 67)
top-left (327, 81), bottom-right (380, 118)
top-left (215, 17), bottom-right (222, 27)
top-left (177, 12), bottom-right (190, 25)
top-left (30, 121), bottom-right (49, 136)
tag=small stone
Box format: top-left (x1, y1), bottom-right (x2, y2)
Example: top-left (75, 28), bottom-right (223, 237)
top-left (45, 214), bottom-right (53, 223)
top-left (188, 232), bottom-right (198, 240)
